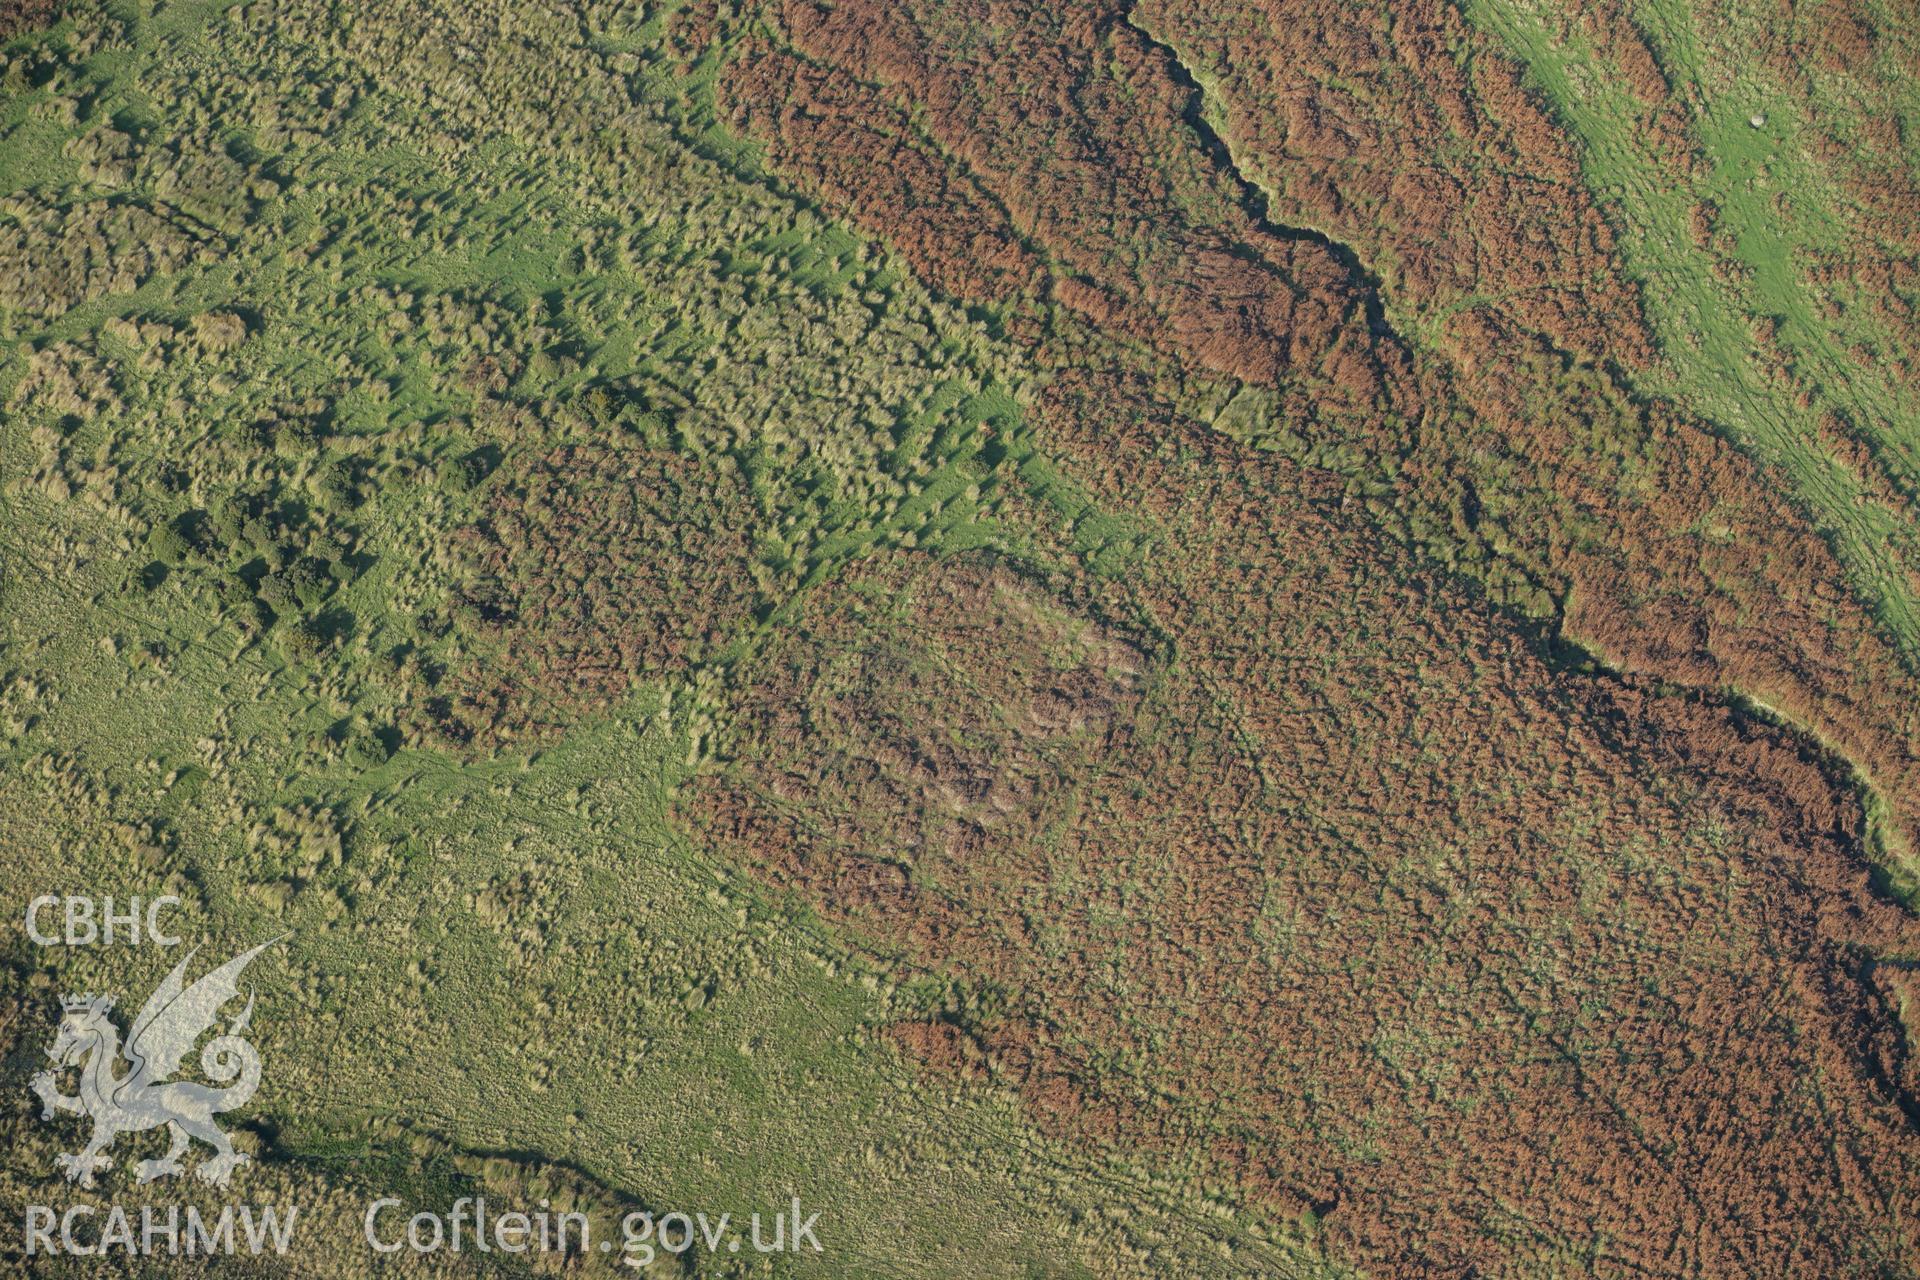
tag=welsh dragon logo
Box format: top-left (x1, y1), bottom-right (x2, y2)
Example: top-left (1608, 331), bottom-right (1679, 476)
top-left (30, 939), bottom-right (282, 1188)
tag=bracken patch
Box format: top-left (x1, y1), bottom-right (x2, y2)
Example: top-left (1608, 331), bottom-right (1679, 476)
top-left (433, 441), bottom-right (766, 743)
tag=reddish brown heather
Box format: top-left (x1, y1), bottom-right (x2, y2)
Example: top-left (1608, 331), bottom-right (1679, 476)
top-left (725, 40), bottom-right (1044, 303)
top-left (721, 0), bottom-right (1404, 411)
top-left (718, 0), bottom-right (1920, 855)
top-left (689, 387), bottom-right (1920, 1274)
top-left (1129, 0), bottom-right (1658, 368)
top-left (697, 5), bottom-right (1920, 1270)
